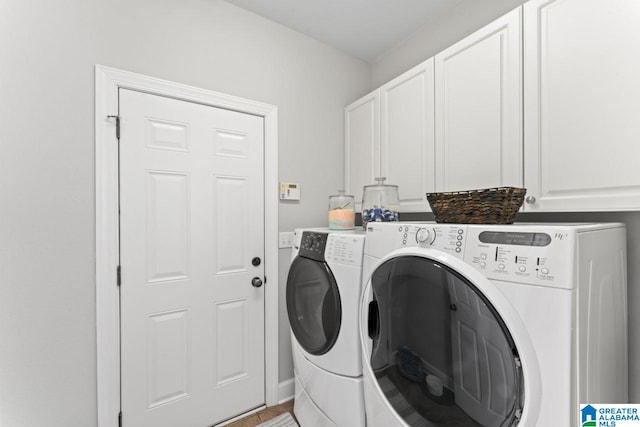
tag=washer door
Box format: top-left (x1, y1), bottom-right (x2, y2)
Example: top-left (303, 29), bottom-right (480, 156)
top-left (362, 250), bottom-right (535, 427)
top-left (286, 256), bottom-right (342, 355)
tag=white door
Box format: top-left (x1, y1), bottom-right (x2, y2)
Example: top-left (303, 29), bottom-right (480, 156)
top-left (448, 275), bottom-right (515, 426)
top-left (434, 7), bottom-right (522, 192)
top-left (119, 89), bottom-right (265, 427)
top-left (379, 59), bottom-right (435, 212)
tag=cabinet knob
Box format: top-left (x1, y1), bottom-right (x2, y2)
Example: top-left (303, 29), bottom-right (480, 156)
top-left (525, 196), bottom-right (536, 204)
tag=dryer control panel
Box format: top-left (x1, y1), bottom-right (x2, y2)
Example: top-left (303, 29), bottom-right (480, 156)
top-left (462, 227), bottom-right (575, 289)
top-left (364, 222), bottom-right (577, 289)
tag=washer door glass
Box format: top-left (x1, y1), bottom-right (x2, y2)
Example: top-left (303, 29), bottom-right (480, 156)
top-left (286, 256), bottom-right (342, 355)
top-left (367, 256), bottom-right (524, 427)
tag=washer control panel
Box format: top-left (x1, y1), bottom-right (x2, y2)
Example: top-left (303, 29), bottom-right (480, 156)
top-left (299, 231), bottom-right (328, 262)
top-left (298, 230), bottom-right (365, 266)
top-left (325, 234), bottom-right (366, 267)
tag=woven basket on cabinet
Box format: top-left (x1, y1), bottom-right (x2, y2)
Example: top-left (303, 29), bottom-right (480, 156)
top-left (426, 187), bottom-right (526, 224)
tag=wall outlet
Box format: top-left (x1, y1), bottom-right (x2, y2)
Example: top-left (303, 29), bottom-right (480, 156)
top-left (279, 231), bottom-right (295, 249)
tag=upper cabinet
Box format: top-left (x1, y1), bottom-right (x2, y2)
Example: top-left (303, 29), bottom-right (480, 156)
top-left (523, 0), bottom-right (640, 211)
top-left (345, 91), bottom-right (379, 212)
top-left (346, 60), bottom-right (435, 212)
top-left (434, 7), bottom-right (523, 192)
top-left (347, 0), bottom-right (640, 213)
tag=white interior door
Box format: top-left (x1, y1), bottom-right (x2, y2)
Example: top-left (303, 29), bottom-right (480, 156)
top-left (119, 88), bottom-right (265, 427)
top-left (448, 275), bottom-right (515, 426)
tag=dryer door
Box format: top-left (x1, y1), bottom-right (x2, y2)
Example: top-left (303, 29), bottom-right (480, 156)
top-left (362, 249), bottom-right (537, 427)
top-left (286, 256), bottom-right (342, 356)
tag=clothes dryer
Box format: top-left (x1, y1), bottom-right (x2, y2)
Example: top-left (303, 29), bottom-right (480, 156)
top-left (287, 228), bottom-right (366, 427)
top-left (360, 222), bottom-right (627, 427)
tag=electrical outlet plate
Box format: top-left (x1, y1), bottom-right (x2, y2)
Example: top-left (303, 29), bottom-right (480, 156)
top-left (279, 232), bottom-right (295, 248)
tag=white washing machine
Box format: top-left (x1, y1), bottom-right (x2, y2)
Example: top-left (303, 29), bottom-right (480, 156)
top-left (287, 228), bottom-right (366, 427)
top-left (360, 222), bottom-right (628, 427)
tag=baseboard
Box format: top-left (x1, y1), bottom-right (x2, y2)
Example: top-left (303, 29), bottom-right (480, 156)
top-left (278, 378), bottom-right (295, 404)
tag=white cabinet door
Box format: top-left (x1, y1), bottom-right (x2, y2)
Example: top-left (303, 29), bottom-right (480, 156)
top-left (380, 59), bottom-right (435, 212)
top-left (345, 91), bottom-right (380, 211)
top-left (524, 0), bottom-right (640, 211)
top-left (435, 7), bottom-right (522, 192)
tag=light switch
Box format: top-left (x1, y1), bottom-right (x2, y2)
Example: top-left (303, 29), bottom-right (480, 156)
top-left (279, 232), bottom-right (295, 248)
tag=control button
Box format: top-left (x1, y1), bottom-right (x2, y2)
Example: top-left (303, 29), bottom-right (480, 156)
top-left (480, 262), bottom-right (486, 268)
top-left (402, 239), bottom-right (407, 245)
top-left (404, 226), bottom-right (409, 232)
top-left (541, 268), bottom-right (550, 275)
top-left (458, 229), bottom-right (464, 234)
top-left (403, 233), bottom-right (408, 239)
top-left (480, 253), bottom-right (487, 260)
top-left (455, 247), bottom-right (461, 253)
top-left (456, 241), bottom-right (462, 246)
top-left (457, 235), bottom-right (463, 240)
top-left (498, 264), bottom-right (505, 270)
top-left (398, 226), bottom-right (403, 232)
top-left (519, 266), bottom-right (526, 272)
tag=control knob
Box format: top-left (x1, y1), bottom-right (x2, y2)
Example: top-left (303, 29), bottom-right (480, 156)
top-left (416, 228), bottom-right (432, 244)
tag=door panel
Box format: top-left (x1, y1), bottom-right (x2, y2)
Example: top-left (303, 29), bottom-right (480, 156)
top-left (345, 93), bottom-right (380, 211)
top-left (120, 88), bottom-right (265, 427)
top-left (449, 274), bottom-right (515, 425)
top-left (435, 7), bottom-right (522, 192)
top-left (380, 60), bottom-right (436, 212)
top-left (523, 0), bottom-right (640, 211)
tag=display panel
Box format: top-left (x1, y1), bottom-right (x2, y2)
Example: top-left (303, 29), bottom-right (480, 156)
top-left (479, 231), bottom-right (551, 246)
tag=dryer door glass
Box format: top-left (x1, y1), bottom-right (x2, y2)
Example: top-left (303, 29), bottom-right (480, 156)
top-left (367, 256), bottom-right (523, 427)
top-left (286, 256), bottom-right (342, 355)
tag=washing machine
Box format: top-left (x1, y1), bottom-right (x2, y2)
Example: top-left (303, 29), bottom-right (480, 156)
top-left (286, 228), bottom-right (366, 427)
top-left (360, 222), bottom-right (627, 427)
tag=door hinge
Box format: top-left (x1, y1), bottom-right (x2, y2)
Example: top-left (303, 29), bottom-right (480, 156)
top-left (107, 115), bottom-right (120, 139)
top-left (117, 265), bottom-right (121, 287)
top-left (118, 411), bottom-right (122, 427)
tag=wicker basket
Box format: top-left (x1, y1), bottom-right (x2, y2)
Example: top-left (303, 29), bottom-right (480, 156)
top-left (426, 187), bottom-right (526, 224)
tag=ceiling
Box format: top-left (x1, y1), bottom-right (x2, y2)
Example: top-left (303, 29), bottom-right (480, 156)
top-left (224, 0), bottom-right (465, 62)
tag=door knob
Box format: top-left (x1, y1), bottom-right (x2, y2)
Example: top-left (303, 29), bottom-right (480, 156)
top-left (525, 196), bottom-right (536, 204)
top-left (251, 277), bottom-right (263, 288)
top-left (252, 257), bottom-right (261, 266)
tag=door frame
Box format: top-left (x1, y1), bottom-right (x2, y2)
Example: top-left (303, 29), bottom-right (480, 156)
top-left (95, 65), bottom-right (279, 427)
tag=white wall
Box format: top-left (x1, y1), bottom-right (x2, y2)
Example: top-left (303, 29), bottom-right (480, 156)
top-left (372, 1), bottom-right (640, 403)
top-left (0, 0), bottom-right (370, 425)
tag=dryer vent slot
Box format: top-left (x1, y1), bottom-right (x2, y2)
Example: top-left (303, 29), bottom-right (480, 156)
top-left (368, 301), bottom-right (380, 340)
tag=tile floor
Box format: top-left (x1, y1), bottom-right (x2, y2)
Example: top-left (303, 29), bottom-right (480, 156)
top-left (226, 400), bottom-right (296, 427)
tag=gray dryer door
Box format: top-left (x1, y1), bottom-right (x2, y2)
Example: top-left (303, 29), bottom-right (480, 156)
top-left (366, 255), bottom-right (524, 427)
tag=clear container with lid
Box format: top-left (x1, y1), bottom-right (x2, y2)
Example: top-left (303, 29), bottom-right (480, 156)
top-left (361, 177), bottom-right (400, 229)
top-left (328, 190), bottom-right (355, 230)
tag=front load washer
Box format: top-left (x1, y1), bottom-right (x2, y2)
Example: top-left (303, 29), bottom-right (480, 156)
top-left (287, 228), bottom-right (366, 427)
top-left (360, 222), bottom-right (627, 427)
